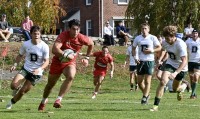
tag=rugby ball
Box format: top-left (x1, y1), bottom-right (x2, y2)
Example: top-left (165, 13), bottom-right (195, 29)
top-left (59, 49), bottom-right (75, 62)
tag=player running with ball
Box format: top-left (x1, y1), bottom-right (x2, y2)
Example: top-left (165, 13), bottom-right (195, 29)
top-left (38, 19), bottom-right (94, 111)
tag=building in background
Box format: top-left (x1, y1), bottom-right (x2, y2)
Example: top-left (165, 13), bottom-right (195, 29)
top-left (58, 0), bottom-right (132, 37)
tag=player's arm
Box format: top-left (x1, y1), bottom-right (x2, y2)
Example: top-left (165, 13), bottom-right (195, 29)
top-left (52, 40), bottom-right (64, 57)
top-left (10, 53), bottom-right (24, 72)
top-left (124, 55), bottom-right (129, 67)
top-left (110, 61), bottom-right (114, 79)
top-left (81, 38), bottom-right (94, 66)
top-left (40, 58), bottom-right (49, 70)
top-left (85, 37), bottom-right (94, 57)
top-left (176, 56), bottom-right (187, 73)
top-left (157, 49), bottom-right (167, 63)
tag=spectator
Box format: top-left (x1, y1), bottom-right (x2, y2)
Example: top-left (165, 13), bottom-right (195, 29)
top-left (184, 22), bottom-right (194, 40)
top-left (116, 21), bottom-right (130, 46)
top-left (0, 14), bottom-right (11, 42)
top-left (103, 21), bottom-right (114, 46)
top-left (21, 15), bottom-right (33, 41)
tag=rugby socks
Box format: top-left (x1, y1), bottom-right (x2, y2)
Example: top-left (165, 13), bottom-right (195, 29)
top-left (11, 98), bottom-right (16, 104)
top-left (154, 97), bottom-right (160, 106)
top-left (57, 96), bottom-right (63, 101)
top-left (130, 84), bottom-right (134, 89)
top-left (191, 82), bottom-right (197, 96)
top-left (41, 98), bottom-right (48, 104)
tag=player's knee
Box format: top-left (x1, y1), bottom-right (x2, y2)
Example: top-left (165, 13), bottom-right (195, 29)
top-left (10, 83), bottom-right (18, 90)
top-left (160, 81), bottom-right (167, 87)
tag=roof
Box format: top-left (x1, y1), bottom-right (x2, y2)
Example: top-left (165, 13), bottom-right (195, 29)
top-left (62, 8), bottom-right (80, 23)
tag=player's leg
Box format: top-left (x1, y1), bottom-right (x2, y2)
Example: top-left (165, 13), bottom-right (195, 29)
top-left (133, 71), bottom-right (138, 91)
top-left (92, 76), bottom-right (104, 99)
top-left (172, 71), bottom-right (186, 101)
top-left (38, 74), bottom-right (60, 111)
top-left (129, 72), bottom-right (134, 91)
top-left (6, 79), bottom-right (33, 109)
top-left (190, 69), bottom-right (200, 99)
top-left (10, 73), bottom-right (25, 96)
top-left (53, 65), bottom-right (76, 108)
top-left (150, 71), bottom-right (170, 111)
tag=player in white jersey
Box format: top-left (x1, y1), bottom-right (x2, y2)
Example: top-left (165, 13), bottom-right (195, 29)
top-left (132, 23), bottom-right (161, 104)
top-left (124, 40), bottom-right (139, 91)
top-left (185, 29), bottom-right (200, 99)
top-left (150, 25), bottom-right (188, 111)
top-left (6, 26), bottom-right (49, 109)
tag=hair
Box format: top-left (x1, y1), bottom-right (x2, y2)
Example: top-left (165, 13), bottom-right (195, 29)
top-left (141, 23), bottom-right (150, 29)
top-left (30, 25), bottom-right (41, 34)
top-left (163, 25), bottom-right (177, 37)
top-left (102, 45), bottom-right (108, 50)
top-left (68, 19), bottom-right (80, 28)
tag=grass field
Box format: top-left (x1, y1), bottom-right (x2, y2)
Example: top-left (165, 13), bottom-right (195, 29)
top-left (0, 43), bottom-right (199, 119)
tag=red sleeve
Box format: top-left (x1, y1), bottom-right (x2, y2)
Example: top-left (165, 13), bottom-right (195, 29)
top-left (108, 54), bottom-right (113, 63)
top-left (56, 31), bottom-right (67, 43)
top-left (78, 34), bottom-right (91, 46)
top-left (93, 52), bottom-right (101, 57)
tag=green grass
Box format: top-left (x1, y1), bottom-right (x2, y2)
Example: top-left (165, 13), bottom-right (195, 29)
top-left (0, 44), bottom-right (200, 119)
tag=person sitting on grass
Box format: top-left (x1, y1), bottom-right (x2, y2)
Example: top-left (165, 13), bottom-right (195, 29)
top-left (0, 14), bottom-right (11, 42)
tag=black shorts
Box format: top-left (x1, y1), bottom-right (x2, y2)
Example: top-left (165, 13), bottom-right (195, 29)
top-left (129, 65), bottom-right (137, 72)
top-left (163, 64), bottom-right (186, 81)
top-left (188, 62), bottom-right (200, 72)
top-left (19, 66), bottom-right (42, 86)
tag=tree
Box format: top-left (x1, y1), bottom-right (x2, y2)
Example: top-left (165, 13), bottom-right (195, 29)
top-left (126, 0), bottom-right (200, 35)
top-left (0, 0), bottom-right (66, 34)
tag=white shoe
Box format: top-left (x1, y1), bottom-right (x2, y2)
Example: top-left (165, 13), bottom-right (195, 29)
top-left (92, 92), bottom-right (97, 99)
top-left (92, 94), bottom-right (96, 99)
top-left (6, 101), bottom-right (13, 109)
top-left (150, 105), bottom-right (158, 112)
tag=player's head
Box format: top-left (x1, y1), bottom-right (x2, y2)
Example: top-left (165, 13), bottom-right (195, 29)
top-left (141, 23), bottom-right (150, 35)
top-left (30, 25), bottom-right (41, 40)
top-left (192, 29), bottom-right (199, 39)
top-left (102, 46), bottom-right (109, 56)
top-left (163, 25), bottom-right (177, 45)
top-left (68, 19), bottom-right (81, 38)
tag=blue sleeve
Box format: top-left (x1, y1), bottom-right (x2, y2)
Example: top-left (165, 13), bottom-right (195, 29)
top-left (116, 26), bottom-right (121, 34)
top-left (122, 26), bottom-right (127, 32)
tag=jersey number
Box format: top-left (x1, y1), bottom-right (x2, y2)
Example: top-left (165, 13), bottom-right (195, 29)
top-left (192, 46), bottom-right (198, 53)
top-left (168, 52), bottom-right (176, 60)
top-left (30, 53), bottom-right (38, 61)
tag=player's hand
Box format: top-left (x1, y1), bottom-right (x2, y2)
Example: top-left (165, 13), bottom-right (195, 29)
top-left (144, 48), bottom-right (154, 54)
top-left (169, 71), bottom-right (178, 80)
top-left (10, 66), bottom-right (16, 72)
top-left (81, 59), bottom-right (89, 67)
top-left (67, 53), bottom-right (76, 60)
top-left (32, 68), bottom-right (42, 75)
top-left (134, 58), bottom-right (140, 64)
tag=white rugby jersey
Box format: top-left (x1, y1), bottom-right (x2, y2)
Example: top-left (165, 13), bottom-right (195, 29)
top-left (133, 34), bottom-right (160, 61)
top-left (162, 38), bottom-right (188, 71)
top-left (126, 45), bottom-right (138, 65)
top-left (19, 40), bottom-right (49, 75)
top-left (185, 38), bottom-right (200, 62)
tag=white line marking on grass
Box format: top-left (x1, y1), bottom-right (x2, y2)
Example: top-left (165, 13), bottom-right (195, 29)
top-left (1, 96), bottom-right (199, 107)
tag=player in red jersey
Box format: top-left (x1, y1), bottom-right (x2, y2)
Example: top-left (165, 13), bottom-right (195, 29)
top-left (90, 46), bottom-right (114, 99)
top-left (38, 19), bottom-right (94, 111)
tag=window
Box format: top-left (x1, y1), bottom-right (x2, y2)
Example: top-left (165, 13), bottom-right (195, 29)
top-left (118, 0), bottom-right (129, 5)
top-left (86, 0), bottom-right (92, 5)
top-left (86, 20), bottom-right (92, 36)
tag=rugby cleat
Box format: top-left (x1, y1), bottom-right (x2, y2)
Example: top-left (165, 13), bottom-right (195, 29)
top-left (53, 99), bottom-right (62, 108)
top-left (177, 91), bottom-right (183, 101)
top-left (150, 105), bottom-right (158, 112)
